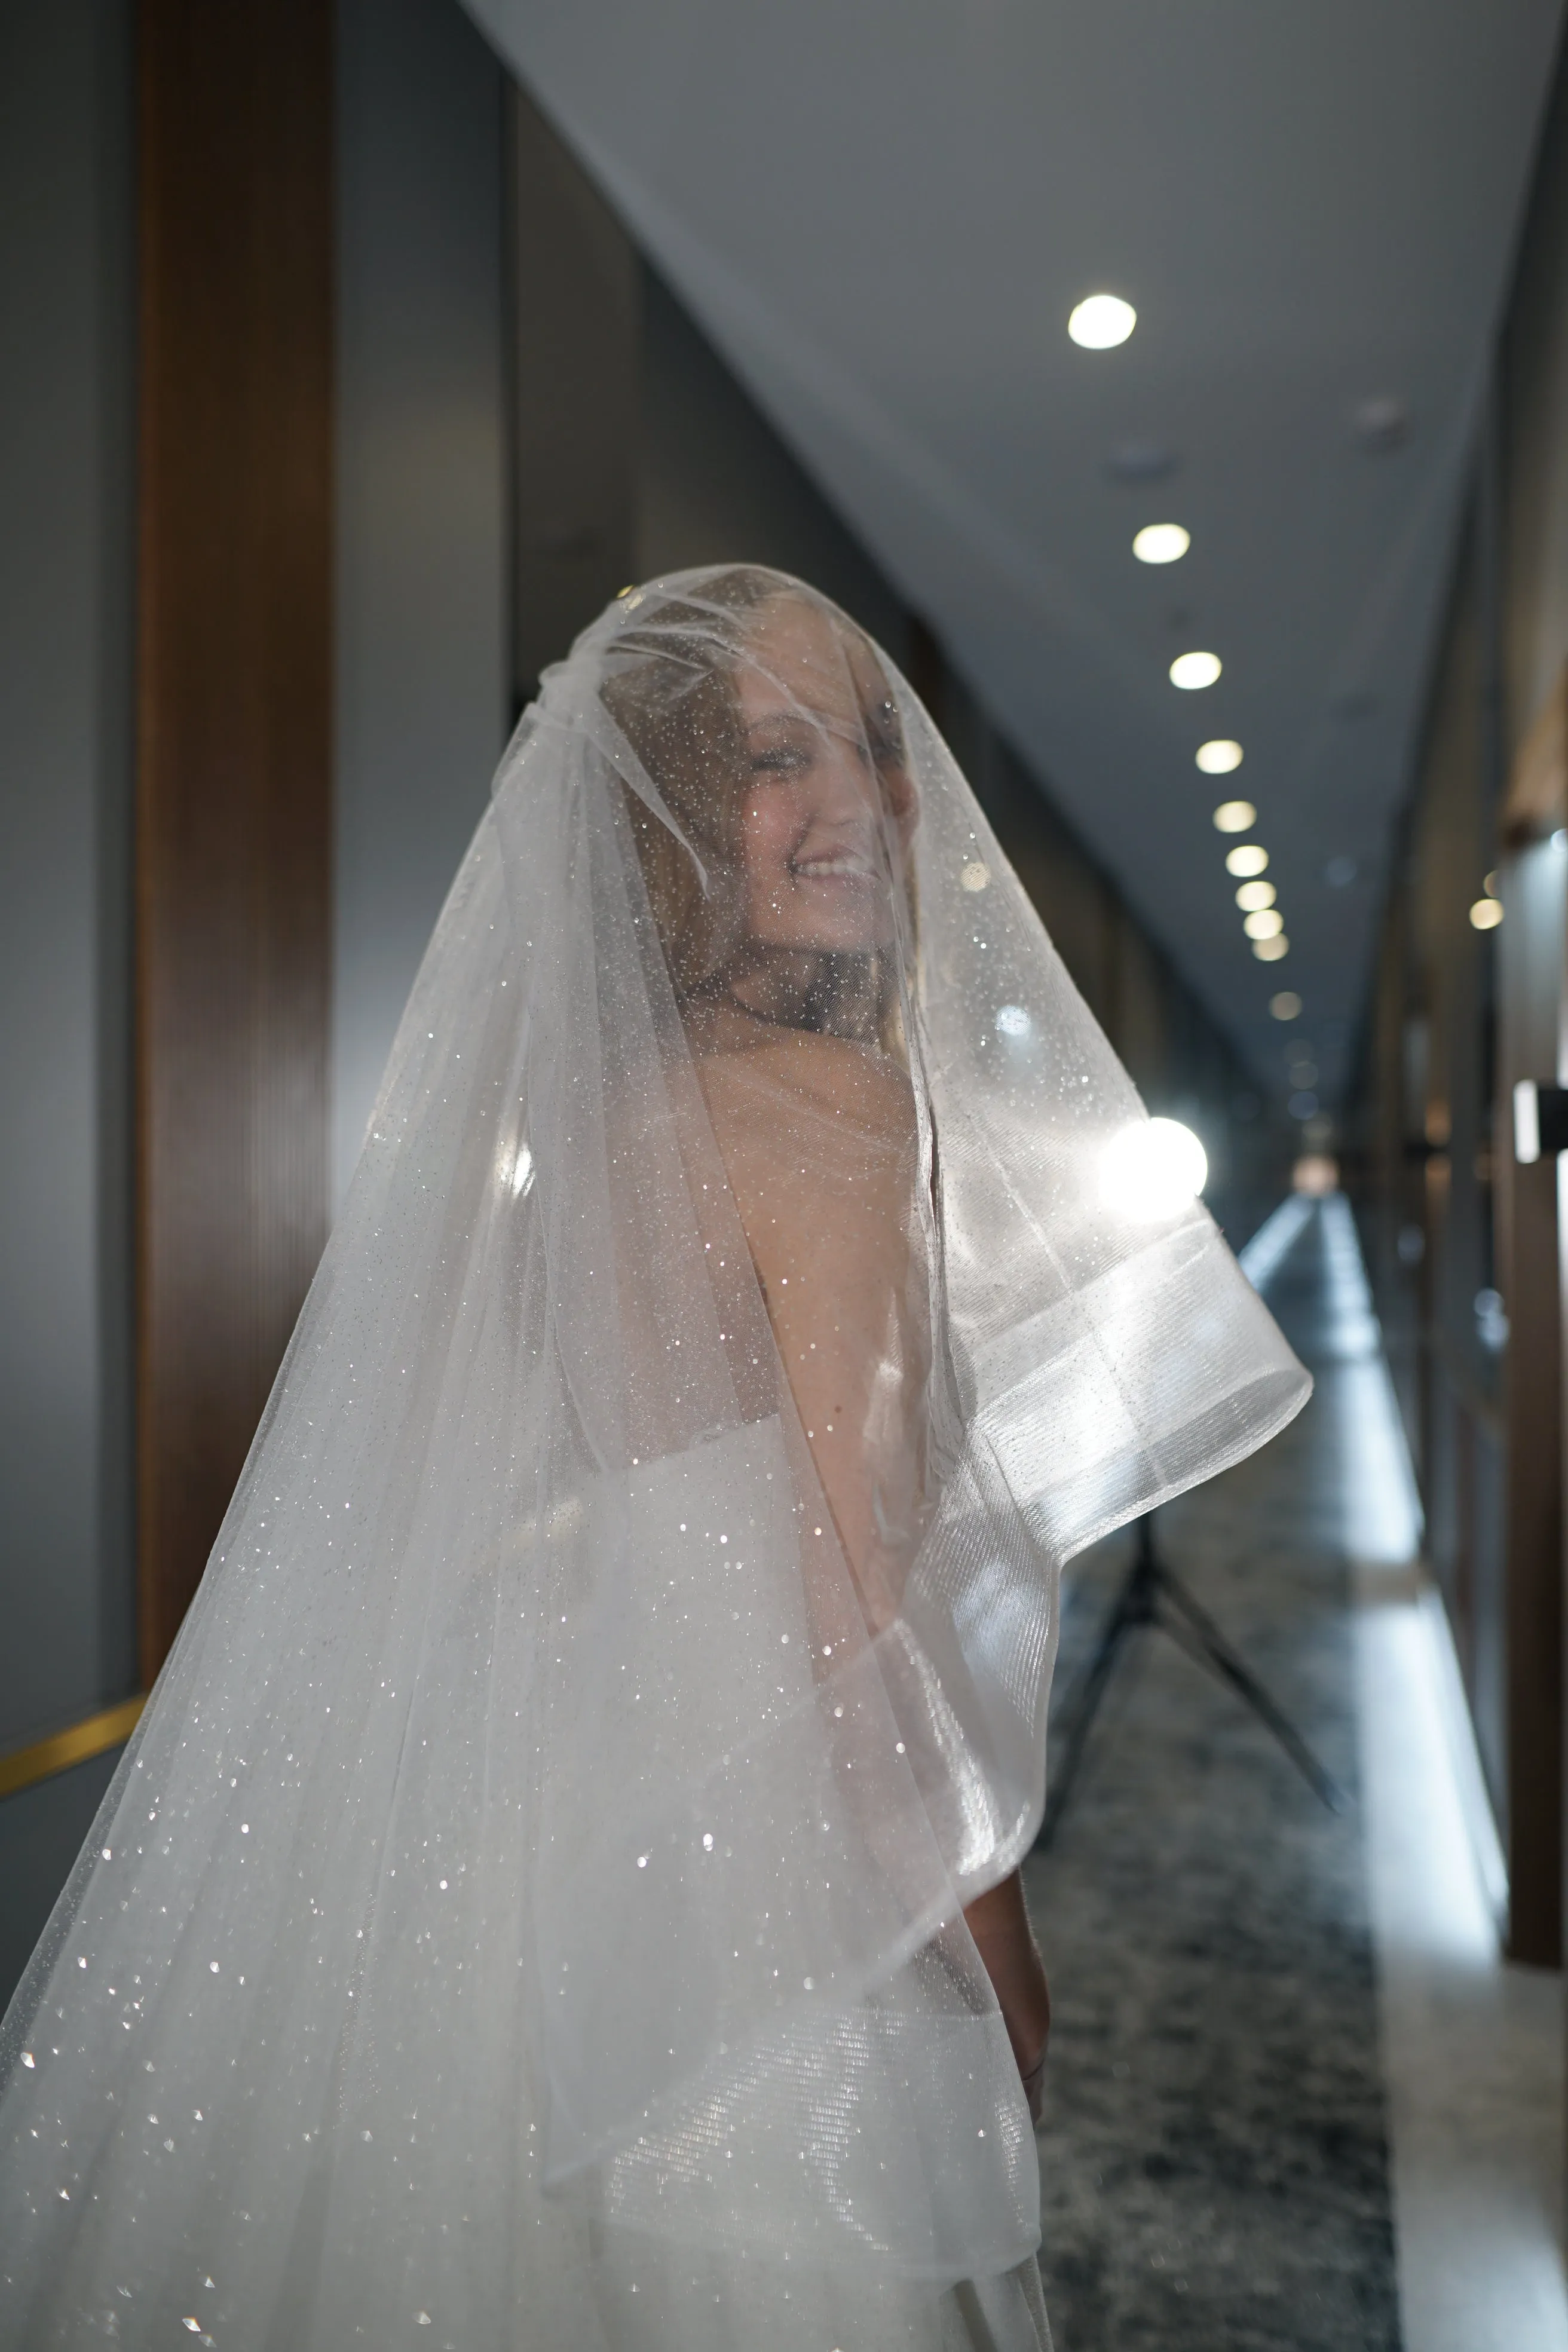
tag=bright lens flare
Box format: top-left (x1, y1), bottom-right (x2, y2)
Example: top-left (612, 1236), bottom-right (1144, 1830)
top-left (1236, 880), bottom-right (1276, 912)
top-left (1068, 293), bottom-right (1137, 348)
top-left (1133, 523), bottom-right (1189, 565)
top-left (1213, 800), bottom-right (1255, 833)
top-left (1253, 934), bottom-right (1290, 961)
top-left (1102, 1117), bottom-right (1208, 1221)
top-left (1469, 898), bottom-right (1503, 930)
top-left (1270, 991), bottom-right (1302, 1021)
top-left (1226, 843), bottom-right (1269, 877)
top-left (1196, 739), bottom-right (1242, 774)
top-left (1244, 909), bottom-right (1284, 939)
top-left (499, 1141), bottom-right (535, 1199)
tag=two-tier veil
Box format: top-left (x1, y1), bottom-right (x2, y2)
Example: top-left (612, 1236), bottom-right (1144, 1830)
top-left (0, 568), bottom-right (1307, 2350)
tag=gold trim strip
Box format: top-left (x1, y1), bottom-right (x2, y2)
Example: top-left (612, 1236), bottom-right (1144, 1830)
top-left (0, 1696), bottom-right (146, 1802)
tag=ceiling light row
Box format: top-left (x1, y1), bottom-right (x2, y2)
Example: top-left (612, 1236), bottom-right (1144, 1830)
top-left (1135, 529), bottom-right (1232, 755)
top-left (1071, 292), bottom-right (1287, 987)
top-left (1213, 807), bottom-right (1288, 963)
top-left (1070, 302), bottom-right (1243, 780)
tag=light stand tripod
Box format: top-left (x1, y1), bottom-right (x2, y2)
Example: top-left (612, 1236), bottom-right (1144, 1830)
top-left (1036, 1509), bottom-right (1343, 1851)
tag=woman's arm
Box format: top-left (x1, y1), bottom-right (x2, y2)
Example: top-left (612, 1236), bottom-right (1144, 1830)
top-left (962, 1871), bottom-right (1051, 2120)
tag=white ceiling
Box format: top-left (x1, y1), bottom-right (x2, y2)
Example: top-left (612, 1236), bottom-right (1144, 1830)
top-left (466, 0), bottom-right (1563, 1105)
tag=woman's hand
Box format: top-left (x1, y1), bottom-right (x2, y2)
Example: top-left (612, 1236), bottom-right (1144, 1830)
top-left (963, 1870), bottom-right (1051, 2123)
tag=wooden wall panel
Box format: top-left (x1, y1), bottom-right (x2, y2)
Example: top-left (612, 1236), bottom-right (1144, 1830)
top-left (136, 0), bottom-right (333, 1682)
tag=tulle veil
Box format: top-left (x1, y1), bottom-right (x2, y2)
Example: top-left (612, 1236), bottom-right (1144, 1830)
top-left (0, 567), bottom-right (1307, 2350)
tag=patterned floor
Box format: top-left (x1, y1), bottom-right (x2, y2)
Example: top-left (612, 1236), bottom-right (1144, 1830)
top-left (1025, 1209), bottom-right (1402, 2351)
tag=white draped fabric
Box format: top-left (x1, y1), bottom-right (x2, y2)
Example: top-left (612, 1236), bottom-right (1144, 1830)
top-left (0, 569), bottom-right (1306, 2348)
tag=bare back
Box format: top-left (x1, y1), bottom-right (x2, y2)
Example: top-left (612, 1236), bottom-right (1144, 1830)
top-left (696, 1025), bottom-right (931, 1632)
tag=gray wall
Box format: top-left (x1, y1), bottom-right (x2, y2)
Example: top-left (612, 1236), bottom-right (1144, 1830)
top-left (333, 0), bottom-right (510, 1211)
top-left (638, 267), bottom-right (909, 669)
top-left (0, 0), bottom-right (135, 2002)
top-left (0, 0), bottom-right (134, 1754)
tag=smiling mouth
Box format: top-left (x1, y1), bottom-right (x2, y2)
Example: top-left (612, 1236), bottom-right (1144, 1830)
top-left (791, 849), bottom-right (877, 881)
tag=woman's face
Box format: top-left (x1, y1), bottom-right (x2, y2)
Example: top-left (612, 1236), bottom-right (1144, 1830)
top-left (733, 598), bottom-right (915, 955)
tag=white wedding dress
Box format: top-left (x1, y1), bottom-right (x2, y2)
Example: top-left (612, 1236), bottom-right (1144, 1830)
top-left (0, 568), bottom-right (1307, 2348)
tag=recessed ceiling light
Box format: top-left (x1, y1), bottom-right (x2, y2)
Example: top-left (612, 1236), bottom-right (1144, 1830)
top-left (1236, 880), bottom-right (1276, 912)
top-left (1253, 935), bottom-right (1290, 961)
top-left (1270, 991), bottom-right (1302, 1021)
top-left (1213, 800), bottom-right (1255, 834)
top-left (1132, 523), bottom-right (1189, 565)
top-left (1244, 909), bottom-right (1284, 940)
top-left (1469, 898), bottom-right (1503, 930)
top-left (1225, 843), bottom-right (1268, 877)
top-left (1196, 739), bottom-right (1242, 774)
top-left (1069, 293), bottom-right (1137, 348)
top-left (1170, 650), bottom-right (1221, 690)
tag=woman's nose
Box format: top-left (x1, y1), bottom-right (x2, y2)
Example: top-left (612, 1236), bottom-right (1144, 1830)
top-left (809, 727), bottom-right (878, 824)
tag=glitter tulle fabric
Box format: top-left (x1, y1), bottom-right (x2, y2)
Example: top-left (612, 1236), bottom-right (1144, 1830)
top-left (0, 569), bottom-right (1307, 2348)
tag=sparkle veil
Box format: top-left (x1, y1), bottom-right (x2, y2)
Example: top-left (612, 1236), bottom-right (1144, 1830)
top-left (0, 568), bottom-right (1307, 2350)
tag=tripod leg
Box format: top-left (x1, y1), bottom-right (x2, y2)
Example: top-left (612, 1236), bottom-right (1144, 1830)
top-left (1154, 1569), bottom-right (1344, 1813)
top-left (1035, 1594), bottom-right (1138, 1851)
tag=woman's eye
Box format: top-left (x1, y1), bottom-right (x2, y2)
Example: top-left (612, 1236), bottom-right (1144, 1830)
top-left (750, 746), bottom-right (811, 776)
top-left (878, 767), bottom-right (914, 822)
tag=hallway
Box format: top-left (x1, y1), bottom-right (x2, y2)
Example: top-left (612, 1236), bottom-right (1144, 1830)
top-left (1025, 1196), bottom-right (1566, 2352)
top-left (7, 8), bottom-right (1568, 2341)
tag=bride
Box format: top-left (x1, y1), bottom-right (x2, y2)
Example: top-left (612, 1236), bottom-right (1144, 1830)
top-left (0, 567), bottom-right (1307, 2349)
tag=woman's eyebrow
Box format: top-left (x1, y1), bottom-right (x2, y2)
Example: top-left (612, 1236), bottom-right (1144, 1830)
top-left (745, 718), bottom-right (828, 748)
top-left (748, 701), bottom-right (870, 738)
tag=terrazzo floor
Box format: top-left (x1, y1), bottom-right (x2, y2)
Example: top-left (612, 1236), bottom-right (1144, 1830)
top-left (1021, 1196), bottom-right (1564, 2352)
